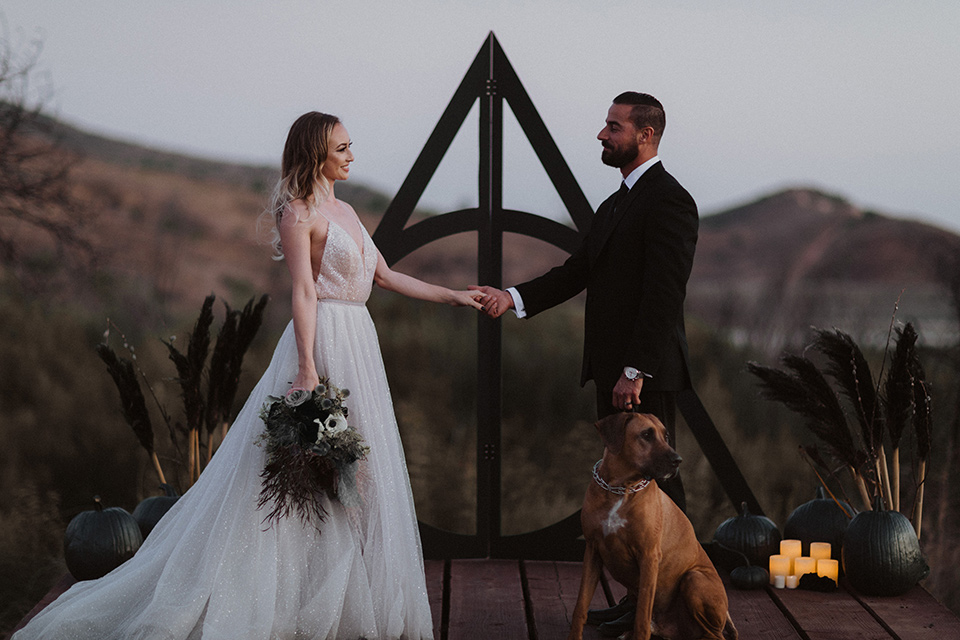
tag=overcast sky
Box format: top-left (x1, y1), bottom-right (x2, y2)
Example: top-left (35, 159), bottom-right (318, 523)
top-left (4, 1), bottom-right (959, 232)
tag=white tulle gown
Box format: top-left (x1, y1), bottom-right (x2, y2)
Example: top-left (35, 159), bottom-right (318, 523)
top-left (15, 216), bottom-right (434, 639)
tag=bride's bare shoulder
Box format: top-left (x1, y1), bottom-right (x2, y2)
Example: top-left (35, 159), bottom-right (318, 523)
top-left (280, 199), bottom-right (327, 233)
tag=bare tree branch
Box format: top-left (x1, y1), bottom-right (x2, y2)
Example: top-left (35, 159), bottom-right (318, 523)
top-left (0, 23), bottom-right (96, 285)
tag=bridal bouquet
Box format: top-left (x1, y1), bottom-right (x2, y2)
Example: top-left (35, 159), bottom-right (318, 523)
top-left (256, 378), bottom-right (369, 530)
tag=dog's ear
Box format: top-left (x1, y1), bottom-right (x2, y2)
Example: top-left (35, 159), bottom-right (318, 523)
top-left (595, 413), bottom-right (629, 455)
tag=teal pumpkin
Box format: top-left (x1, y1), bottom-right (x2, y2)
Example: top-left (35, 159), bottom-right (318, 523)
top-left (64, 496), bottom-right (143, 581)
top-left (730, 564), bottom-right (769, 590)
top-left (783, 487), bottom-right (852, 559)
top-left (132, 483), bottom-right (180, 538)
top-left (713, 501), bottom-right (781, 567)
top-left (842, 509), bottom-right (929, 596)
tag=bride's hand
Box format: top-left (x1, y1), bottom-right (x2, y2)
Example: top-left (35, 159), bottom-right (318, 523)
top-left (289, 369), bottom-right (320, 395)
top-left (449, 289), bottom-right (486, 310)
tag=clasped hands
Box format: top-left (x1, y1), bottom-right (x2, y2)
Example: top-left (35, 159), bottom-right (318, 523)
top-left (468, 285), bottom-right (514, 318)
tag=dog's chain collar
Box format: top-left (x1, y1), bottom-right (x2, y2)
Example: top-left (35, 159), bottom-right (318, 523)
top-left (592, 460), bottom-right (650, 495)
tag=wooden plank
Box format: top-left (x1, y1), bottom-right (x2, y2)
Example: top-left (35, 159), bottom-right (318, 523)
top-left (447, 559), bottom-right (528, 640)
top-left (524, 560), bottom-right (608, 640)
top-left (424, 559), bottom-right (445, 640)
top-left (721, 573), bottom-right (803, 640)
top-left (590, 567), bottom-right (804, 640)
top-left (772, 586), bottom-right (895, 640)
top-left (852, 586), bottom-right (960, 640)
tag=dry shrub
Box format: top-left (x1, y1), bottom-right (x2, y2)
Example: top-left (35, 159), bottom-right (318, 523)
top-left (0, 483), bottom-right (67, 634)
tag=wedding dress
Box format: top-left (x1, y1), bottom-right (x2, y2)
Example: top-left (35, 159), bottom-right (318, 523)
top-left (15, 215), bottom-right (434, 639)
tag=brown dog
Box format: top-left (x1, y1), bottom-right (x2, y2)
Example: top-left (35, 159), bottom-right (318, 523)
top-left (567, 412), bottom-right (737, 640)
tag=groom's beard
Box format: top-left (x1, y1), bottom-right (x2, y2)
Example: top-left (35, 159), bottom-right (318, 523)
top-left (601, 141), bottom-right (639, 169)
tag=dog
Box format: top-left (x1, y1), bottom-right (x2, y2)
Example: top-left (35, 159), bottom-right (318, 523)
top-left (567, 412), bottom-right (737, 640)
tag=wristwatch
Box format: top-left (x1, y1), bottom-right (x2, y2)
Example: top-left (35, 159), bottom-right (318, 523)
top-left (624, 366), bottom-right (641, 380)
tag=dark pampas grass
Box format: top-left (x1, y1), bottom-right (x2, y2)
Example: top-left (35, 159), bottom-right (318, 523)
top-left (164, 294), bottom-right (215, 435)
top-left (97, 293), bottom-right (269, 490)
top-left (95, 343), bottom-right (153, 453)
top-left (747, 355), bottom-right (871, 509)
top-left (220, 295), bottom-right (268, 426)
top-left (884, 323), bottom-right (919, 511)
top-left (746, 357), bottom-right (862, 469)
top-left (812, 328), bottom-right (884, 456)
top-left (205, 295), bottom-right (268, 437)
top-left (748, 320), bottom-right (934, 528)
top-left (95, 342), bottom-right (167, 484)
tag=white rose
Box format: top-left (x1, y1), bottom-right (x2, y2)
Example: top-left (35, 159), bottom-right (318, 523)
top-left (324, 413), bottom-right (348, 435)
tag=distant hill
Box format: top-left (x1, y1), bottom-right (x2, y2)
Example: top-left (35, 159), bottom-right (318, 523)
top-left (689, 188), bottom-right (960, 349)
top-left (18, 117), bottom-right (960, 349)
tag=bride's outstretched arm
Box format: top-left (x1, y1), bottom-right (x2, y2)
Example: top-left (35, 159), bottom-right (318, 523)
top-left (373, 251), bottom-right (484, 309)
top-left (279, 204), bottom-right (322, 391)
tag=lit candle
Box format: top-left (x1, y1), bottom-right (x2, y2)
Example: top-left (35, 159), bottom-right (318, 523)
top-left (774, 573), bottom-right (786, 589)
top-left (769, 554), bottom-right (791, 584)
top-left (817, 559), bottom-right (839, 585)
top-left (786, 574), bottom-right (799, 589)
top-left (779, 540), bottom-right (802, 574)
top-left (793, 556), bottom-right (817, 577)
top-left (810, 542), bottom-right (832, 561)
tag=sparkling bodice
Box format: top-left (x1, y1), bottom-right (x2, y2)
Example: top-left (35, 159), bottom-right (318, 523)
top-left (315, 216), bottom-right (377, 303)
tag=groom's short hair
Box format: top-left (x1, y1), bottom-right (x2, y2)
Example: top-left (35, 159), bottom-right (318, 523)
top-left (613, 92), bottom-right (665, 140)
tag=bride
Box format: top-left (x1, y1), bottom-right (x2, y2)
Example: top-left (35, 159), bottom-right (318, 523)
top-left (14, 112), bottom-right (483, 639)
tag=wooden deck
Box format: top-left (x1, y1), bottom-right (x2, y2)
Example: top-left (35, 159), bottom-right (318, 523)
top-left (13, 560), bottom-right (960, 639)
top-left (425, 559), bottom-right (960, 640)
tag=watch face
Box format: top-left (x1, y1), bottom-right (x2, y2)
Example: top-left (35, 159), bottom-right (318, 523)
top-left (624, 367), bottom-right (639, 380)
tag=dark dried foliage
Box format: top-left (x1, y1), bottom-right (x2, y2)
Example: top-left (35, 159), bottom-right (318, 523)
top-left (95, 342), bottom-right (153, 453)
top-left (204, 294), bottom-right (268, 434)
top-left (884, 324), bottom-right (919, 448)
top-left (257, 445), bottom-right (334, 530)
top-left (747, 359), bottom-right (862, 470)
top-left (164, 294), bottom-right (214, 432)
top-left (812, 328), bottom-right (884, 454)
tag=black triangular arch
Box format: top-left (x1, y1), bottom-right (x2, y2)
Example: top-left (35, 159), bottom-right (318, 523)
top-left (374, 33), bottom-right (763, 560)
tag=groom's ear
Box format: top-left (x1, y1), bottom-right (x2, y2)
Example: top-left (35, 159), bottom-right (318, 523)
top-left (595, 413), bottom-right (628, 455)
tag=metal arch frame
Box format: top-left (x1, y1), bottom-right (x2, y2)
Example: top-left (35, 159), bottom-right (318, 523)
top-left (373, 33), bottom-right (763, 560)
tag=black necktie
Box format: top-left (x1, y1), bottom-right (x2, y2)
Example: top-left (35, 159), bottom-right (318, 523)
top-left (598, 182), bottom-right (629, 240)
top-left (612, 181), bottom-right (629, 213)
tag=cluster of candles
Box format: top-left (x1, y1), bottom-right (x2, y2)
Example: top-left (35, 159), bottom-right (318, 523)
top-left (768, 539), bottom-right (839, 589)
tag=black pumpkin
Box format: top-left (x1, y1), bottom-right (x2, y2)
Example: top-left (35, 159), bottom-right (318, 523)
top-left (64, 496), bottom-right (143, 581)
top-left (783, 487), bottom-right (852, 558)
top-left (842, 509), bottom-right (929, 596)
top-left (730, 564), bottom-right (769, 590)
top-left (132, 483), bottom-right (181, 538)
top-left (713, 501), bottom-right (781, 567)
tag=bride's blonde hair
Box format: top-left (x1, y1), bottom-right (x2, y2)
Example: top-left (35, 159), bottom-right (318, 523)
top-left (263, 112), bottom-right (341, 259)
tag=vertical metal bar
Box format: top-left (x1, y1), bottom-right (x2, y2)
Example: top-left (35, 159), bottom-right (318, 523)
top-left (476, 33), bottom-right (503, 556)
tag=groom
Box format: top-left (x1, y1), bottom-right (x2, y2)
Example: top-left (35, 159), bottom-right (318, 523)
top-left (474, 91), bottom-right (698, 513)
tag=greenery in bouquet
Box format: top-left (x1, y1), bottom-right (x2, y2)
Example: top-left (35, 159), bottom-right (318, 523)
top-left (256, 378), bottom-right (369, 530)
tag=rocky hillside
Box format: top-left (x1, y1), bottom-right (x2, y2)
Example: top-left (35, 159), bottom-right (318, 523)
top-left (689, 189), bottom-right (960, 350)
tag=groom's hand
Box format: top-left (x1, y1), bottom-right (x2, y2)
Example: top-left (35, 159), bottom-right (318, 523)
top-left (469, 285), bottom-right (513, 318)
top-left (612, 374), bottom-right (643, 412)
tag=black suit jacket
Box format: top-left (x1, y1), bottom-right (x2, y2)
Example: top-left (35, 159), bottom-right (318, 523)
top-left (514, 161), bottom-right (698, 393)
